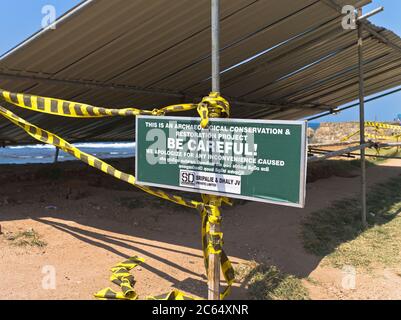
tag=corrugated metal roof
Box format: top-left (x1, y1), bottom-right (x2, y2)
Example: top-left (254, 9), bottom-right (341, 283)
top-left (1, 0), bottom-right (401, 145)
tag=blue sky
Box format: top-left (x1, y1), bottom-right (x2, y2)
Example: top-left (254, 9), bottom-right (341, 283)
top-left (0, 0), bottom-right (400, 123)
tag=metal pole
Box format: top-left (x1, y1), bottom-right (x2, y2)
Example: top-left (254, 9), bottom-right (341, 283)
top-left (211, 0), bottom-right (220, 93)
top-left (207, 0), bottom-right (221, 301)
top-left (54, 147), bottom-right (60, 164)
top-left (357, 8), bottom-right (368, 228)
top-left (308, 142), bottom-right (374, 162)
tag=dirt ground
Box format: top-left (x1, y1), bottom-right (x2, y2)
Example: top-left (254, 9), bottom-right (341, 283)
top-left (0, 157), bottom-right (401, 300)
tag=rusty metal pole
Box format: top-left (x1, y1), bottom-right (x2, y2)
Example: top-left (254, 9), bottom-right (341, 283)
top-left (357, 8), bottom-right (368, 228)
top-left (207, 0), bottom-right (221, 301)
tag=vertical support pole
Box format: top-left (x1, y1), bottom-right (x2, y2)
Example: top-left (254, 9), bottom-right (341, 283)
top-left (54, 147), bottom-right (60, 164)
top-left (208, 0), bottom-right (221, 301)
top-left (357, 8), bottom-right (368, 228)
top-left (211, 0), bottom-right (220, 93)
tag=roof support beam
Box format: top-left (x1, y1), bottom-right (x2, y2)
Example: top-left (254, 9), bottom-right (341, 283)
top-left (0, 70), bottom-right (186, 99)
top-left (361, 22), bottom-right (401, 55)
top-left (0, 70), bottom-right (332, 111)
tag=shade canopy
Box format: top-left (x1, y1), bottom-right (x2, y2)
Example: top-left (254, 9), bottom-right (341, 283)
top-left (1, 0), bottom-right (401, 145)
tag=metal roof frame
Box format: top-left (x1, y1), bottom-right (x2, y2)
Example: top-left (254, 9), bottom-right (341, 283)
top-left (1, 0), bottom-right (401, 144)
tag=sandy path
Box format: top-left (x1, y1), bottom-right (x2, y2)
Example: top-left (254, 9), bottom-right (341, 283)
top-left (0, 158), bottom-right (400, 300)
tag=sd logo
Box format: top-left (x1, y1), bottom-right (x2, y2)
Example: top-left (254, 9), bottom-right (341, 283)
top-left (181, 171), bottom-right (195, 185)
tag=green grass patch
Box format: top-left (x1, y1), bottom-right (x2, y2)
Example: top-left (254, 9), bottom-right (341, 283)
top-left (4, 229), bottom-right (47, 248)
top-left (302, 175), bottom-right (401, 268)
top-left (236, 263), bottom-right (310, 300)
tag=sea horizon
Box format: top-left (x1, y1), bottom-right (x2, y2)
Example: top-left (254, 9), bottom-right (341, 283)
top-left (0, 142), bottom-right (136, 165)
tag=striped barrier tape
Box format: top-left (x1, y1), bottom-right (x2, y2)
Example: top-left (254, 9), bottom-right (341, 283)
top-left (147, 290), bottom-right (196, 300)
top-left (0, 104), bottom-right (235, 300)
top-left (340, 130), bottom-right (361, 142)
top-left (342, 128), bottom-right (401, 142)
top-left (95, 256), bottom-right (142, 300)
top-left (197, 92), bottom-right (230, 128)
top-left (201, 195), bottom-right (235, 300)
top-left (0, 88), bottom-right (197, 117)
top-left (365, 133), bottom-right (401, 140)
top-left (0, 105), bottom-right (201, 210)
top-left (0, 88), bottom-right (231, 131)
top-left (95, 256), bottom-right (197, 300)
top-left (365, 121), bottom-right (401, 131)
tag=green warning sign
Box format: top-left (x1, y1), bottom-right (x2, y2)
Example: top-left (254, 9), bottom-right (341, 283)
top-left (135, 116), bottom-right (307, 207)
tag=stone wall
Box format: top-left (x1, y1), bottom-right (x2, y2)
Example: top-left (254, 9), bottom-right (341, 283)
top-left (308, 122), bottom-right (398, 144)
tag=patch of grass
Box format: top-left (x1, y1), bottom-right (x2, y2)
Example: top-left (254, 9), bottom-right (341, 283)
top-left (302, 175), bottom-right (401, 269)
top-left (305, 276), bottom-right (321, 286)
top-left (248, 265), bottom-right (310, 300)
top-left (4, 229), bottom-right (47, 247)
top-left (307, 145), bottom-right (401, 183)
top-left (234, 261), bottom-right (257, 282)
top-left (353, 146), bottom-right (401, 164)
top-left (237, 263), bottom-right (309, 300)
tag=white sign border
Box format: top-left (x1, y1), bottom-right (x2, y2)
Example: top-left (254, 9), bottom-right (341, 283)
top-left (135, 116), bottom-right (308, 208)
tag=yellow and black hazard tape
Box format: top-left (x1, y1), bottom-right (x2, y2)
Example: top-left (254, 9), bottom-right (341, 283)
top-left (0, 88), bottom-right (197, 118)
top-left (0, 88), bottom-right (231, 131)
top-left (365, 121), bottom-right (401, 132)
top-left (342, 131), bottom-right (401, 142)
top-left (197, 92), bottom-right (230, 128)
top-left (200, 194), bottom-right (235, 300)
top-left (147, 290), bottom-right (196, 300)
top-left (364, 133), bottom-right (401, 141)
top-left (0, 103), bottom-right (235, 300)
top-left (95, 256), bottom-right (197, 300)
top-left (96, 195), bottom-right (235, 301)
top-left (95, 257), bottom-right (145, 300)
top-left (0, 105), bottom-right (201, 210)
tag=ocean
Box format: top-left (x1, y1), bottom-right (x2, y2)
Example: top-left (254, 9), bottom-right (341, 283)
top-left (308, 122), bottom-right (320, 130)
top-left (1, 123), bottom-right (320, 165)
top-left (0, 142), bottom-right (136, 165)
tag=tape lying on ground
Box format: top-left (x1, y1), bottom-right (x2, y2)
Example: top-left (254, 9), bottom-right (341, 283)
top-left (94, 257), bottom-right (143, 300)
top-left (147, 290), bottom-right (196, 300)
top-left (94, 256), bottom-right (196, 300)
